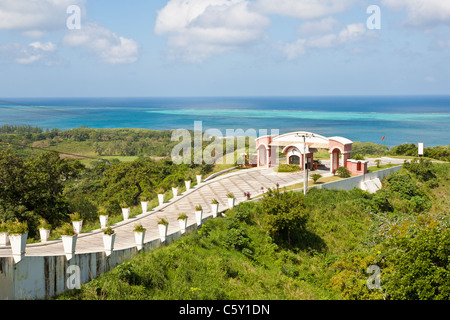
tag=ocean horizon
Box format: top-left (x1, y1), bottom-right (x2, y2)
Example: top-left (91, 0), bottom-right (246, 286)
top-left (0, 95), bottom-right (449, 147)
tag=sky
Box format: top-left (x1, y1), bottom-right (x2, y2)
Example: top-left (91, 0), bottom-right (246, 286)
top-left (0, 0), bottom-right (449, 98)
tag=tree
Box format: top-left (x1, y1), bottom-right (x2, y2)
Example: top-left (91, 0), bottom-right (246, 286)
top-left (0, 149), bottom-right (84, 237)
top-left (259, 188), bottom-right (308, 247)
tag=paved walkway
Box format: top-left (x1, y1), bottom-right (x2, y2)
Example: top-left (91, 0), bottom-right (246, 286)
top-left (0, 167), bottom-right (331, 258)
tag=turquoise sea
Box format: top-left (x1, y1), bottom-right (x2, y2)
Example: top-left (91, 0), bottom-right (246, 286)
top-left (0, 96), bottom-right (449, 147)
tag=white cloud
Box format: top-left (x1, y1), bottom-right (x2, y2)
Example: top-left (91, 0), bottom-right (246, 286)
top-left (280, 23), bottom-right (370, 60)
top-left (0, 0), bottom-right (86, 36)
top-left (382, 0), bottom-right (450, 27)
top-left (155, 0), bottom-right (270, 62)
top-left (297, 17), bottom-right (341, 36)
top-left (62, 23), bottom-right (140, 64)
top-left (254, 0), bottom-right (355, 19)
top-left (0, 41), bottom-right (57, 64)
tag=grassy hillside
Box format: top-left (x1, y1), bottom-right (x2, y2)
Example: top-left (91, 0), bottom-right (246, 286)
top-left (57, 161), bottom-right (450, 300)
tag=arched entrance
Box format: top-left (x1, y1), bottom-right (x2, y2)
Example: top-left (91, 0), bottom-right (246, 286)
top-left (330, 148), bottom-right (341, 174)
top-left (289, 155), bottom-right (300, 165)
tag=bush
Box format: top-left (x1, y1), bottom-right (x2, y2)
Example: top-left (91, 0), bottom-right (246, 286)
top-left (311, 174), bottom-right (322, 183)
top-left (276, 164), bottom-right (301, 172)
top-left (336, 167), bottom-right (351, 178)
top-left (403, 158), bottom-right (436, 182)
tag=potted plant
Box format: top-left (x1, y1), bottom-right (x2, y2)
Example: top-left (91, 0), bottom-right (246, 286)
top-left (195, 205), bottom-right (203, 226)
top-left (140, 195), bottom-right (149, 213)
top-left (211, 199), bottom-right (220, 218)
top-left (133, 223), bottom-right (146, 251)
top-left (70, 212), bottom-right (83, 234)
top-left (172, 184), bottom-right (179, 198)
top-left (196, 174), bottom-right (202, 185)
top-left (102, 226), bottom-right (115, 257)
top-left (7, 219), bottom-right (28, 263)
top-left (177, 213), bottom-right (188, 234)
top-left (98, 207), bottom-right (109, 229)
top-left (226, 192), bottom-right (236, 208)
top-left (61, 223), bottom-right (77, 261)
top-left (157, 187), bottom-right (166, 206)
top-left (157, 217), bottom-right (169, 243)
top-left (184, 178), bottom-right (191, 191)
top-left (0, 221), bottom-right (9, 246)
top-left (38, 219), bottom-right (52, 243)
top-left (121, 200), bottom-right (130, 221)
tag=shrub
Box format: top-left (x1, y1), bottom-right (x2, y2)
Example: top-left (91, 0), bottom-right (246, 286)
top-left (276, 164), bottom-right (301, 172)
top-left (403, 158), bottom-right (436, 182)
top-left (259, 188), bottom-right (308, 247)
top-left (133, 223), bottom-right (146, 232)
top-left (311, 174), bottom-right (322, 183)
top-left (7, 219), bottom-right (28, 235)
top-left (103, 226), bottom-right (115, 235)
top-left (336, 167), bottom-right (351, 178)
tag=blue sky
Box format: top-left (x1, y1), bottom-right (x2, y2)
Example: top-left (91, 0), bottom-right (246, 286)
top-left (0, 0), bottom-right (449, 97)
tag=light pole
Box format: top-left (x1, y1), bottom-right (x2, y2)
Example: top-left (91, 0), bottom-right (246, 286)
top-left (296, 133), bottom-right (314, 195)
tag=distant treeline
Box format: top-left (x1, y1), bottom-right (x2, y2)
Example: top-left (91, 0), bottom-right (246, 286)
top-left (0, 125), bottom-right (449, 161)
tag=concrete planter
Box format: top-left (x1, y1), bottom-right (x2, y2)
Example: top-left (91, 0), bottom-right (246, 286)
top-left (0, 232), bottom-right (9, 246)
top-left (211, 203), bottom-right (220, 218)
top-left (172, 187), bottom-right (179, 198)
top-left (158, 224), bottom-right (168, 243)
top-left (39, 228), bottom-right (51, 243)
top-left (185, 180), bottom-right (191, 191)
top-left (103, 234), bottom-right (116, 256)
top-left (141, 201), bottom-right (149, 213)
top-left (158, 194), bottom-right (165, 206)
top-left (195, 210), bottom-right (203, 226)
top-left (72, 220), bottom-right (83, 234)
top-left (99, 215), bottom-right (108, 229)
top-left (227, 197), bottom-right (236, 208)
top-left (62, 235), bottom-right (77, 261)
top-left (134, 231), bottom-right (145, 251)
top-left (9, 233), bottom-right (28, 263)
top-left (179, 218), bottom-right (188, 234)
top-left (196, 175), bottom-right (202, 185)
top-left (122, 208), bottom-right (130, 221)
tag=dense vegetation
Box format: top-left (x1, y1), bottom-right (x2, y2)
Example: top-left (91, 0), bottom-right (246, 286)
top-left (57, 159), bottom-right (449, 300)
top-left (0, 125), bottom-right (448, 299)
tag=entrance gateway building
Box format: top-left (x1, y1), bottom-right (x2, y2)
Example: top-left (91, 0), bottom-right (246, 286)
top-left (255, 131), bottom-right (368, 176)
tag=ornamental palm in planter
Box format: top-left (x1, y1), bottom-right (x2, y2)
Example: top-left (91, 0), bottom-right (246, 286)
top-left (38, 219), bottom-right (52, 243)
top-left (102, 226), bottom-right (115, 257)
top-left (98, 207), bottom-right (109, 229)
top-left (8, 220), bottom-right (28, 263)
top-left (226, 192), bottom-right (236, 208)
top-left (0, 221), bottom-right (9, 246)
top-left (121, 201), bottom-right (131, 221)
top-left (157, 218), bottom-right (169, 243)
top-left (133, 223), bottom-right (146, 251)
top-left (177, 213), bottom-right (188, 234)
top-left (70, 212), bottom-right (83, 235)
top-left (157, 188), bottom-right (166, 206)
top-left (140, 195), bottom-right (149, 213)
top-left (195, 205), bottom-right (203, 226)
top-left (172, 184), bottom-right (179, 198)
top-left (61, 223), bottom-right (77, 261)
top-left (185, 179), bottom-right (191, 191)
top-left (211, 199), bottom-right (220, 218)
